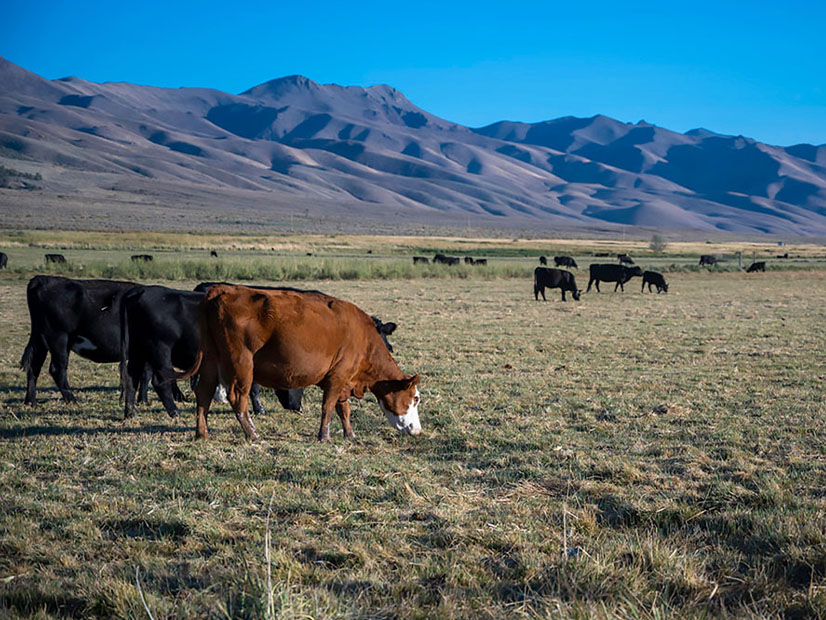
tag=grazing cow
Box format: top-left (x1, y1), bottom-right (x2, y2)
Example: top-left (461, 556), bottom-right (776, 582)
top-left (534, 267), bottom-right (581, 301)
top-left (120, 285), bottom-right (301, 419)
top-left (433, 253), bottom-right (460, 266)
top-left (174, 285), bottom-right (421, 442)
top-left (0, 252), bottom-right (7, 269)
top-left (699, 254), bottom-right (717, 266)
top-left (413, 256), bottom-right (429, 264)
top-left (777, 253), bottom-right (789, 259)
top-left (539, 256), bottom-right (548, 265)
top-left (594, 252), bottom-right (610, 257)
top-left (473, 258), bottom-right (487, 266)
top-left (617, 254), bottom-right (635, 265)
top-left (45, 254), bottom-right (66, 264)
top-left (587, 264), bottom-right (644, 292)
top-left (746, 261), bottom-right (766, 273)
top-left (20, 276), bottom-right (149, 406)
top-left (641, 271), bottom-right (669, 293)
top-left (554, 256), bottom-right (578, 269)
top-left (210, 250), bottom-right (218, 258)
top-left (130, 254), bottom-right (153, 262)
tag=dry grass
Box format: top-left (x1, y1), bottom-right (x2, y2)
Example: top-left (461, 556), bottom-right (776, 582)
top-left (1, 271), bottom-right (826, 618)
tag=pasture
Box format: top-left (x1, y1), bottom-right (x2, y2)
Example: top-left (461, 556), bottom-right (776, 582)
top-left (1, 269), bottom-right (826, 618)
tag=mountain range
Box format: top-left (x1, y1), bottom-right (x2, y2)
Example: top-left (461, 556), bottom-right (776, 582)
top-left (2, 56), bottom-right (826, 236)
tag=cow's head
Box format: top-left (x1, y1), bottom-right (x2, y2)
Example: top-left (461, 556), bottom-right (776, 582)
top-left (572, 289), bottom-right (582, 301)
top-left (374, 374), bottom-right (421, 435)
top-left (662, 282), bottom-right (669, 293)
top-left (629, 266), bottom-right (644, 277)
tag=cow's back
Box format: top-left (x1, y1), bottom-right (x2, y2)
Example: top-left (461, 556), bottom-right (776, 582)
top-left (204, 286), bottom-right (382, 390)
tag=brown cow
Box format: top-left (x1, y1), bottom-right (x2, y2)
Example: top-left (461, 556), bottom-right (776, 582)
top-left (176, 285), bottom-right (421, 442)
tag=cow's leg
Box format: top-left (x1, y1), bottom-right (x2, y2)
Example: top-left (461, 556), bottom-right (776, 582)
top-left (192, 360), bottom-right (218, 440)
top-left (22, 337), bottom-right (48, 406)
top-left (586, 277), bottom-right (594, 293)
top-left (336, 399), bottom-right (355, 439)
top-left (172, 382), bottom-right (187, 402)
top-left (641, 280), bottom-right (645, 293)
top-left (318, 384), bottom-right (343, 442)
top-left (250, 383), bottom-right (266, 416)
top-left (137, 366), bottom-right (152, 404)
top-left (594, 280), bottom-right (601, 292)
top-left (560, 288), bottom-right (566, 301)
top-left (151, 373), bottom-right (181, 418)
top-left (47, 334), bottom-right (75, 403)
top-left (123, 355), bottom-right (146, 418)
top-left (224, 354), bottom-right (258, 441)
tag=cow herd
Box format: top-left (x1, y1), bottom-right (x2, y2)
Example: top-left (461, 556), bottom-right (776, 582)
top-left (20, 276), bottom-right (417, 442)
top-left (9, 248), bottom-right (777, 441)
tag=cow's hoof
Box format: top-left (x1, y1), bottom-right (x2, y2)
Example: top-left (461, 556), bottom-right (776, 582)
top-left (64, 394), bottom-right (77, 404)
top-left (344, 432), bottom-right (356, 440)
top-left (168, 409), bottom-right (179, 419)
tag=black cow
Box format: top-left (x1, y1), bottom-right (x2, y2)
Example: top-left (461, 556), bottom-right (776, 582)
top-left (641, 271), bottom-right (669, 293)
top-left (464, 256), bottom-right (474, 264)
top-left (554, 256), bottom-right (578, 269)
top-left (746, 261), bottom-right (766, 273)
top-left (120, 286), bottom-right (285, 419)
top-left (617, 254), bottom-right (635, 265)
top-left (587, 264), bottom-right (644, 292)
top-left (45, 254), bottom-right (66, 264)
top-left (0, 252), bottom-right (7, 269)
top-left (539, 256), bottom-right (548, 265)
top-left (210, 250), bottom-right (219, 258)
top-left (434, 253), bottom-right (460, 265)
top-left (20, 276), bottom-right (150, 406)
top-left (474, 259), bottom-right (487, 266)
top-left (413, 256), bottom-right (429, 264)
top-left (699, 254), bottom-right (717, 266)
top-left (131, 254), bottom-right (153, 262)
top-left (594, 252), bottom-right (611, 257)
top-left (534, 268), bottom-right (581, 301)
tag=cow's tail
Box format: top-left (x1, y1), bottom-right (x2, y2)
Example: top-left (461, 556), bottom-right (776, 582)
top-left (19, 276), bottom-right (45, 372)
top-left (163, 285), bottom-right (225, 383)
top-left (119, 288), bottom-right (136, 399)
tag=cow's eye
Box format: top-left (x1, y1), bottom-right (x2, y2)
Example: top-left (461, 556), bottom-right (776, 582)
top-left (413, 395), bottom-right (420, 406)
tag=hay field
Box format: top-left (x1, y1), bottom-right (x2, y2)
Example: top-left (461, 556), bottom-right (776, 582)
top-left (1, 270), bottom-right (826, 618)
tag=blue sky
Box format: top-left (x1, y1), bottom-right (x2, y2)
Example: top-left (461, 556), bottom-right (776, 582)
top-left (3, 0), bottom-right (824, 145)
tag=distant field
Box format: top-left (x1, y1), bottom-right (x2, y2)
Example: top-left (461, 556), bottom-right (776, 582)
top-left (2, 271), bottom-right (826, 618)
top-left (1, 231), bottom-right (824, 282)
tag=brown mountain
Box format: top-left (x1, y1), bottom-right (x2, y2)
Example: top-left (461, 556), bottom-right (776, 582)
top-left (2, 56), bottom-right (825, 235)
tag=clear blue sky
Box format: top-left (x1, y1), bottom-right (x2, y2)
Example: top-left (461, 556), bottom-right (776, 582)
top-left (3, 0), bottom-right (824, 146)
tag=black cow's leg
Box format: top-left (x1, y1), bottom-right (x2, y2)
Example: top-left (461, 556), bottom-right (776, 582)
top-left (48, 334), bottom-right (76, 403)
top-left (152, 373), bottom-right (180, 418)
top-left (586, 278), bottom-right (594, 293)
top-left (250, 383), bottom-right (266, 416)
top-left (137, 366), bottom-right (152, 404)
top-left (22, 338), bottom-right (48, 406)
top-left (172, 382), bottom-right (187, 403)
top-left (561, 289), bottom-right (566, 301)
top-left (124, 356), bottom-right (145, 418)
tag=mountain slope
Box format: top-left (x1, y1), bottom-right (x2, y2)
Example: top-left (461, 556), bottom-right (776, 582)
top-left (2, 57), bottom-right (825, 235)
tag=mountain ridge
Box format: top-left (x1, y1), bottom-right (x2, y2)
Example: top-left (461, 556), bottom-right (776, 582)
top-left (2, 57), bottom-right (826, 235)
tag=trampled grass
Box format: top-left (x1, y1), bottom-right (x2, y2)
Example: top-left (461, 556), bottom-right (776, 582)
top-left (1, 271), bottom-right (826, 618)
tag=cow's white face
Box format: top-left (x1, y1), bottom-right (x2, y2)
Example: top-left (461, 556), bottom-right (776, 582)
top-left (379, 388), bottom-right (421, 435)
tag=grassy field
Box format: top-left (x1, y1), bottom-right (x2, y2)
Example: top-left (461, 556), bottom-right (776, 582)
top-left (1, 230), bottom-right (825, 282)
top-left (2, 270), bottom-right (826, 618)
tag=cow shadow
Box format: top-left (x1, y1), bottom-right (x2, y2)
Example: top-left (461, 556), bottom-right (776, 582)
top-left (0, 424), bottom-right (189, 440)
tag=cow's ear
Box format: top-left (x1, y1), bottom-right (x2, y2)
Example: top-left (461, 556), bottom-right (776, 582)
top-left (405, 374), bottom-right (420, 389)
top-left (382, 322), bottom-right (397, 335)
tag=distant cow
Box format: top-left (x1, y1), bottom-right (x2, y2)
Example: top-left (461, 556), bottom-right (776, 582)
top-left (587, 264), bottom-right (644, 292)
top-left (746, 261), bottom-right (766, 273)
top-left (0, 252), bottom-right (7, 269)
top-left (413, 256), bottom-right (429, 264)
top-left (641, 271), bottom-right (669, 293)
top-left (464, 256), bottom-right (474, 264)
top-left (617, 254), bottom-right (635, 265)
top-left (594, 252), bottom-right (610, 257)
top-left (131, 254), bottom-right (153, 262)
top-left (554, 256), bottom-right (578, 269)
top-left (534, 267), bottom-right (581, 301)
top-left (539, 256), bottom-right (548, 265)
top-left (20, 276), bottom-right (150, 406)
top-left (434, 253), bottom-right (460, 266)
top-left (45, 254), bottom-right (66, 264)
top-left (210, 250), bottom-right (219, 258)
top-left (777, 253), bottom-right (789, 259)
top-left (473, 258), bottom-right (487, 266)
top-left (173, 286), bottom-right (421, 442)
top-left (699, 254), bottom-right (717, 266)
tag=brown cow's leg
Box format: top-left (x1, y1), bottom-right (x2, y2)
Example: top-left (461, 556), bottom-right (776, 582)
top-left (318, 389), bottom-right (339, 442)
top-left (336, 400), bottom-right (355, 439)
top-left (227, 370), bottom-right (259, 441)
top-left (193, 361), bottom-right (218, 440)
